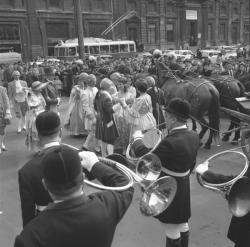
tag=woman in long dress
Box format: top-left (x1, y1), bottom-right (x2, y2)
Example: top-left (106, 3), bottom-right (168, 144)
top-left (94, 78), bottom-right (120, 157)
top-left (25, 81), bottom-right (47, 151)
top-left (122, 78), bottom-right (156, 136)
top-left (113, 76), bottom-right (136, 154)
top-left (64, 73), bottom-right (88, 136)
top-left (81, 74), bottom-right (99, 151)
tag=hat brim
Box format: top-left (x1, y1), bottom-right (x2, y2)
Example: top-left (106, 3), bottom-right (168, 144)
top-left (163, 106), bottom-right (190, 120)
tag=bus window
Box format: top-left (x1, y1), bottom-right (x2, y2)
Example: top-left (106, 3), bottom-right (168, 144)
top-left (100, 45), bottom-right (110, 54)
top-left (110, 45), bottom-right (119, 53)
top-left (120, 44), bottom-right (128, 52)
top-left (89, 46), bottom-right (99, 54)
top-left (129, 44), bottom-right (135, 52)
top-left (59, 47), bottom-right (66, 57)
top-left (84, 46), bottom-right (89, 54)
top-left (54, 47), bottom-right (59, 57)
top-left (69, 47), bottom-right (77, 56)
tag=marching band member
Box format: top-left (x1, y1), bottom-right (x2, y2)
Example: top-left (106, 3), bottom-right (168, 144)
top-left (131, 98), bottom-right (200, 247)
top-left (8, 70), bottom-right (28, 133)
top-left (15, 147), bottom-right (134, 247)
top-left (18, 111), bottom-right (61, 226)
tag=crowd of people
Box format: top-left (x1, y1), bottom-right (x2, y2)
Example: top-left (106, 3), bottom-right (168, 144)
top-left (0, 46), bottom-right (250, 247)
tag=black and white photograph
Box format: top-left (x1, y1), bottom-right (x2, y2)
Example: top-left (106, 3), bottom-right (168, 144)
top-left (0, 0), bottom-right (250, 246)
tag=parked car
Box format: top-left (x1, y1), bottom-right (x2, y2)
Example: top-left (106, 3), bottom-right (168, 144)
top-left (164, 50), bottom-right (194, 60)
top-left (0, 51), bottom-right (22, 64)
top-left (200, 49), bottom-right (221, 63)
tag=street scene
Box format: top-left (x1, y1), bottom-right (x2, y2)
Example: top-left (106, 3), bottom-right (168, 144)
top-left (0, 0), bottom-right (250, 247)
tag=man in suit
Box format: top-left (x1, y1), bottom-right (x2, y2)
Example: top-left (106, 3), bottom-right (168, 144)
top-left (14, 145), bottom-right (134, 247)
top-left (42, 80), bottom-right (60, 113)
top-left (18, 111), bottom-right (62, 226)
top-left (8, 70), bottom-right (28, 133)
top-left (131, 98), bottom-right (200, 247)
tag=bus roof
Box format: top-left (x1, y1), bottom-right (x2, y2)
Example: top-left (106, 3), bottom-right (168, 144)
top-left (55, 37), bottom-right (135, 48)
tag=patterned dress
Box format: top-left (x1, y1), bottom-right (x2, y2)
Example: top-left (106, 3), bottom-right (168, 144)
top-left (124, 93), bottom-right (156, 137)
top-left (65, 85), bottom-right (86, 136)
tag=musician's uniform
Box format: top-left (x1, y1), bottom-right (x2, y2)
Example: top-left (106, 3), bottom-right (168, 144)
top-left (18, 142), bottom-right (93, 227)
top-left (18, 142), bottom-right (59, 226)
top-left (132, 126), bottom-right (200, 245)
top-left (15, 162), bottom-right (134, 247)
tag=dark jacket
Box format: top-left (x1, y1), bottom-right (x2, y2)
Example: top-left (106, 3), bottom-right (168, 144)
top-left (94, 90), bottom-right (119, 144)
top-left (18, 144), bottom-right (93, 227)
top-left (147, 86), bottom-right (166, 130)
top-left (42, 83), bottom-right (59, 111)
top-left (15, 162), bottom-right (134, 247)
top-left (132, 128), bottom-right (200, 223)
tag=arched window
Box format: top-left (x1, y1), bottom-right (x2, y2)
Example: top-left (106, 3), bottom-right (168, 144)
top-left (127, 0), bottom-right (137, 11)
top-left (147, 0), bottom-right (157, 13)
top-left (220, 1), bottom-right (227, 16)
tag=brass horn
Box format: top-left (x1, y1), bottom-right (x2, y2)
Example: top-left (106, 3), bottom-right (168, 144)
top-left (64, 144), bottom-right (177, 217)
top-left (196, 150), bottom-right (250, 217)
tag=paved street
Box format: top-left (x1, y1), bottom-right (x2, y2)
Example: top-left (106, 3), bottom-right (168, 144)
top-left (0, 97), bottom-right (238, 247)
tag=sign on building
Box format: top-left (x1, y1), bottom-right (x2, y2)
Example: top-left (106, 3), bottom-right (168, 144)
top-left (186, 10), bottom-right (197, 20)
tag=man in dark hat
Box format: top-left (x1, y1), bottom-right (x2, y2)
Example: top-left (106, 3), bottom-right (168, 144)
top-left (131, 98), bottom-right (200, 247)
top-left (18, 111), bottom-right (63, 226)
top-left (14, 146), bottom-right (134, 247)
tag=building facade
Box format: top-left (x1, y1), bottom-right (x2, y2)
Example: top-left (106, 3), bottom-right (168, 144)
top-left (0, 0), bottom-right (249, 61)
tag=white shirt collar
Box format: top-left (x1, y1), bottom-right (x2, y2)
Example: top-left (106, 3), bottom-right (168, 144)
top-left (44, 141), bottom-right (60, 149)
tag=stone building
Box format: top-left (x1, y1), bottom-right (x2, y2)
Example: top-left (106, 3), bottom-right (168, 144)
top-left (0, 0), bottom-right (249, 61)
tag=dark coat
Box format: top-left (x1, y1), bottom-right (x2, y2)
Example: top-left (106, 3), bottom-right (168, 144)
top-left (132, 128), bottom-right (200, 223)
top-left (227, 213), bottom-right (250, 246)
top-left (42, 83), bottom-right (59, 111)
top-left (18, 144), bottom-right (93, 227)
top-left (94, 90), bottom-right (119, 144)
top-left (15, 162), bottom-right (134, 247)
top-left (147, 86), bottom-right (166, 130)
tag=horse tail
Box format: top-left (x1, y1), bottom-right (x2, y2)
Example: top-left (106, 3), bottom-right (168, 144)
top-left (208, 86), bottom-right (220, 140)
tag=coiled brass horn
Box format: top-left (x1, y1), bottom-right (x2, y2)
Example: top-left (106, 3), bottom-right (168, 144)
top-left (196, 150), bottom-right (250, 217)
top-left (64, 144), bottom-right (177, 217)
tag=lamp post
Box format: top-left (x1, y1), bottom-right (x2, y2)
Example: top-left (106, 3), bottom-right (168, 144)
top-left (73, 0), bottom-right (85, 59)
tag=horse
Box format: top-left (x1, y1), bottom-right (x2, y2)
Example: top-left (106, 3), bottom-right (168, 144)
top-left (206, 74), bottom-right (246, 144)
top-left (158, 70), bottom-right (220, 149)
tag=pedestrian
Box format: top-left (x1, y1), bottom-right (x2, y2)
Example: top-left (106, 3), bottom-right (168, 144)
top-left (0, 85), bottom-right (12, 154)
top-left (131, 98), bottom-right (200, 247)
top-left (18, 111), bottom-right (62, 226)
top-left (94, 78), bottom-right (120, 157)
top-left (8, 70), bottom-right (29, 133)
top-left (15, 146), bottom-right (134, 247)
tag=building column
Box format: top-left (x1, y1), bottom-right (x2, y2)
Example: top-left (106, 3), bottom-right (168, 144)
top-left (176, 0), bottom-right (186, 49)
top-left (201, 1), bottom-right (208, 48)
top-left (239, 0), bottom-right (244, 44)
top-left (140, 0), bottom-right (147, 48)
top-left (26, 0), bottom-right (43, 59)
top-left (159, 0), bottom-right (166, 50)
top-left (214, 0), bottom-right (219, 45)
top-left (228, 0), bottom-right (232, 45)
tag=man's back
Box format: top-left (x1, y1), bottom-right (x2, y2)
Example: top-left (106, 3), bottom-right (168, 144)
top-left (15, 162), bottom-right (134, 247)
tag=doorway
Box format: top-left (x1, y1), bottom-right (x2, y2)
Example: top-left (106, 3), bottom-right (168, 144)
top-left (188, 21), bottom-right (197, 46)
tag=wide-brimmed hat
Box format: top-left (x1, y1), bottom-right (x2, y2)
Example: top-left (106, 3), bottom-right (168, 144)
top-left (164, 98), bottom-right (190, 120)
top-left (31, 81), bottom-right (48, 91)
